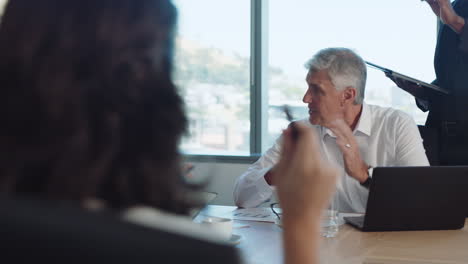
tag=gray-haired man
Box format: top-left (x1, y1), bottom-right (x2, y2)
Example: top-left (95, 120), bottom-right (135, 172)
top-left (234, 47), bottom-right (429, 212)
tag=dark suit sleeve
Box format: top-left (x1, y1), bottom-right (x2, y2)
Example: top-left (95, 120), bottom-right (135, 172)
top-left (416, 16), bottom-right (468, 113)
top-left (415, 79), bottom-right (439, 112)
top-left (416, 97), bottom-right (429, 112)
top-left (459, 16), bottom-right (468, 54)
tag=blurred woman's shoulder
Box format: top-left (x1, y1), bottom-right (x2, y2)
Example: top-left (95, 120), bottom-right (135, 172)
top-left (123, 206), bottom-right (226, 243)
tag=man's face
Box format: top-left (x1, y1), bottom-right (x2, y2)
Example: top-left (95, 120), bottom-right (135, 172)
top-left (302, 70), bottom-right (344, 126)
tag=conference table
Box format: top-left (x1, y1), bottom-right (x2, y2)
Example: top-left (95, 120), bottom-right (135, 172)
top-left (197, 205), bottom-right (468, 264)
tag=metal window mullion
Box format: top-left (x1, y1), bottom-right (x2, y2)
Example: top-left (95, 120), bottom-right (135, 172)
top-left (250, 0), bottom-right (269, 155)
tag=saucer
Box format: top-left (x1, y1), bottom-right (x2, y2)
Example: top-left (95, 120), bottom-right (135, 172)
top-left (228, 234), bottom-right (242, 245)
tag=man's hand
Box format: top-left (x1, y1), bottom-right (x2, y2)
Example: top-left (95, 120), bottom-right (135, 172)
top-left (426, 0), bottom-right (465, 33)
top-left (327, 120), bottom-right (369, 183)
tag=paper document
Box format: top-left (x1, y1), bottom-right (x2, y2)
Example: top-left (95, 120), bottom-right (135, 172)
top-left (229, 207), bottom-right (279, 223)
top-left (365, 61), bottom-right (449, 95)
top-left (228, 207), bottom-right (364, 226)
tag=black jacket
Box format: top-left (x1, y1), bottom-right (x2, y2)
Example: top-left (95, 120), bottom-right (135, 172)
top-left (417, 0), bottom-right (468, 126)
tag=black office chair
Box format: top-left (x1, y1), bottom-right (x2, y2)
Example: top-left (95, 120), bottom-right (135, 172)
top-left (0, 196), bottom-right (241, 263)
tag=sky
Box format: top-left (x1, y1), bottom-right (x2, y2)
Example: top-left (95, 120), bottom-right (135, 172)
top-left (174, 0), bottom-right (437, 79)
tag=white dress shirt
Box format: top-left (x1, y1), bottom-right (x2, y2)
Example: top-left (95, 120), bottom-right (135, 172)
top-left (233, 104), bottom-right (430, 212)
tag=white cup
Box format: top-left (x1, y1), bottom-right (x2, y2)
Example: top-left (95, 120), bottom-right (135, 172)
top-left (201, 217), bottom-right (233, 241)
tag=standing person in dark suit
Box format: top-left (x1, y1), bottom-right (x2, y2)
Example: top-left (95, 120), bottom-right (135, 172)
top-left (390, 0), bottom-right (468, 165)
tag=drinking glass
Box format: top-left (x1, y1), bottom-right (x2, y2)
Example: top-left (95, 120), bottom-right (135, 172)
top-left (321, 190), bottom-right (339, 238)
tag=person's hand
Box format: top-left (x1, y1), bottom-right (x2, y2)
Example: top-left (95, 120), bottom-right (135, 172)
top-left (327, 120), bottom-right (369, 183)
top-left (274, 123), bottom-right (337, 264)
top-left (426, 0), bottom-right (456, 24)
top-left (426, 0), bottom-right (465, 33)
top-left (274, 123), bottom-right (340, 264)
top-left (273, 123), bottom-right (338, 220)
top-left (426, 0), bottom-right (443, 17)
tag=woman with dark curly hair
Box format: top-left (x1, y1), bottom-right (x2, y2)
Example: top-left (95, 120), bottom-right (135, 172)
top-left (0, 1), bottom-right (337, 264)
top-left (0, 0), bottom-right (194, 214)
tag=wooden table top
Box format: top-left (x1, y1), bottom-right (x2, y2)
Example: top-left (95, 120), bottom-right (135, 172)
top-left (198, 205), bottom-right (468, 264)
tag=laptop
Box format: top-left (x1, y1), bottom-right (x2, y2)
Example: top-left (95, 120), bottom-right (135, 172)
top-left (344, 166), bottom-right (468, 232)
top-left (365, 61), bottom-right (450, 95)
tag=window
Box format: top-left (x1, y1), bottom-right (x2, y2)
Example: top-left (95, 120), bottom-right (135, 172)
top-left (173, 0), bottom-right (251, 156)
top-left (175, 0), bottom-right (438, 157)
top-left (0, 0), bottom-right (6, 16)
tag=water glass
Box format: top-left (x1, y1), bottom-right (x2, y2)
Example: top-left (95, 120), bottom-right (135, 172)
top-left (321, 192), bottom-right (339, 238)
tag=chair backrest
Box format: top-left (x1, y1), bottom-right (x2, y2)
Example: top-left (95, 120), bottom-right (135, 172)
top-left (0, 196), bottom-right (241, 264)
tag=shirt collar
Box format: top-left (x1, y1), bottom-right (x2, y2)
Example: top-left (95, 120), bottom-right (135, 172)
top-left (321, 103), bottom-right (372, 138)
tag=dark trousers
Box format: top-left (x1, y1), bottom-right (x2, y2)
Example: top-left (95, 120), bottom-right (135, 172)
top-left (437, 121), bottom-right (468, 165)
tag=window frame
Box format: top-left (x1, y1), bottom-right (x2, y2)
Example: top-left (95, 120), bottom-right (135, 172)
top-left (185, 0), bottom-right (268, 163)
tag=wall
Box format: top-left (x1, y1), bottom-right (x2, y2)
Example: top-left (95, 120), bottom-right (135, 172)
top-left (191, 161), bottom-right (251, 206)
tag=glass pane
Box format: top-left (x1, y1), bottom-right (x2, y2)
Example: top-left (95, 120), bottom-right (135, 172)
top-left (0, 0), bottom-right (7, 16)
top-left (173, 0), bottom-right (251, 155)
top-left (267, 0), bottom-right (435, 148)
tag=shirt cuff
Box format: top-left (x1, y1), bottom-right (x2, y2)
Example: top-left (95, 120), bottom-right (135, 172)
top-left (368, 167), bottom-right (374, 179)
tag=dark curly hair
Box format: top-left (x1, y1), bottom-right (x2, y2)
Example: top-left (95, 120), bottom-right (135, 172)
top-left (0, 0), bottom-right (195, 214)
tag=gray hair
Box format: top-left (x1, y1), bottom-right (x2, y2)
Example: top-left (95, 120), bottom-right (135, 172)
top-left (304, 48), bottom-right (367, 104)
